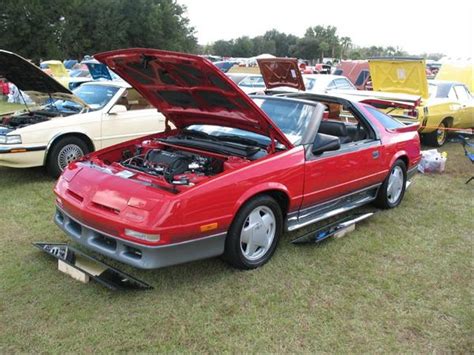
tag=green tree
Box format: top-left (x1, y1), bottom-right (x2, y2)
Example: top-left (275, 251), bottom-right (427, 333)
top-left (232, 36), bottom-right (254, 57)
top-left (0, 0), bottom-right (197, 61)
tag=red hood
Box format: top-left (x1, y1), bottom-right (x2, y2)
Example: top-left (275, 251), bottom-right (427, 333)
top-left (95, 48), bottom-right (292, 148)
top-left (257, 58), bottom-right (305, 91)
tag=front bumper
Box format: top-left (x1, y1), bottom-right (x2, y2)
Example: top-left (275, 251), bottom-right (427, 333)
top-left (54, 207), bottom-right (226, 269)
top-left (0, 145), bottom-right (46, 167)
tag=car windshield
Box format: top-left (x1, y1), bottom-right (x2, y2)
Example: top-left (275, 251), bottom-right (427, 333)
top-left (50, 84), bottom-right (120, 112)
top-left (239, 76), bottom-right (265, 88)
top-left (185, 98), bottom-right (316, 146)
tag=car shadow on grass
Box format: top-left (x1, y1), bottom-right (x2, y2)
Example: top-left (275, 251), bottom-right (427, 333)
top-left (0, 166), bottom-right (55, 186)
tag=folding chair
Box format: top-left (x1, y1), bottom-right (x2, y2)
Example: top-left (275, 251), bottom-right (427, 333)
top-left (459, 134), bottom-right (474, 184)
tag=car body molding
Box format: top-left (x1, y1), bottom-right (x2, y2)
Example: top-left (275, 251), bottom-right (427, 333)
top-left (55, 206), bottom-right (226, 269)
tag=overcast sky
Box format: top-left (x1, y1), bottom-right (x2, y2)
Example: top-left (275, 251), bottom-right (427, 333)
top-left (177, 0), bottom-right (473, 58)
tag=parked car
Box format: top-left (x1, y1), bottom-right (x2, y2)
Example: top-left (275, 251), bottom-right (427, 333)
top-left (213, 61), bottom-right (238, 73)
top-left (366, 58), bottom-right (474, 146)
top-left (0, 50), bottom-right (165, 177)
top-left (435, 61), bottom-right (473, 92)
top-left (53, 49), bottom-right (421, 271)
top-left (303, 74), bottom-right (357, 92)
top-left (41, 60), bottom-right (91, 90)
top-left (334, 60), bottom-right (371, 90)
top-left (236, 74), bottom-right (267, 94)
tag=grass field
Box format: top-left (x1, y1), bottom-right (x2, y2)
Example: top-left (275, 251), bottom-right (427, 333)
top-left (0, 98), bottom-right (472, 351)
top-left (0, 101), bottom-right (24, 113)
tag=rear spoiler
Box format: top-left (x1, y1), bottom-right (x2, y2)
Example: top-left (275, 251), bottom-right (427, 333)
top-left (391, 122), bottom-right (420, 133)
top-left (336, 90), bottom-right (422, 106)
top-left (359, 98), bottom-right (418, 110)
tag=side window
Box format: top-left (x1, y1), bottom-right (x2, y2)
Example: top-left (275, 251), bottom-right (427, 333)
top-left (327, 80), bottom-right (337, 90)
top-left (448, 87), bottom-right (457, 100)
top-left (333, 69), bottom-right (343, 75)
top-left (335, 78), bottom-right (355, 90)
top-left (365, 106), bottom-right (405, 129)
top-left (454, 85), bottom-right (471, 101)
top-left (318, 103), bottom-right (374, 144)
top-left (117, 89), bottom-right (152, 111)
top-left (355, 70), bottom-right (370, 86)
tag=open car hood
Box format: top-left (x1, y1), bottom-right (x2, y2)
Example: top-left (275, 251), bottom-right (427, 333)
top-left (41, 60), bottom-right (69, 78)
top-left (368, 58), bottom-right (429, 99)
top-left (257, 58), bottom-right (305, 91)
top-left (95, 48), bottom-right (292, 148)
top-left (0, 50), bottom-right (87, 107)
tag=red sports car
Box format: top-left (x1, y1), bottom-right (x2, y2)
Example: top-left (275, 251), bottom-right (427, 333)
top-left (54, 49), bottom-right (421, 270)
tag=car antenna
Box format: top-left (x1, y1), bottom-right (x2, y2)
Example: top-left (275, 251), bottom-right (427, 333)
top-left (17, 90), bottom-right (31, 113)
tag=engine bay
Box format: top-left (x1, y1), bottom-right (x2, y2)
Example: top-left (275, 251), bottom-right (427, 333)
top-left (0, 110), bottom-right (63, 129)
top-left (90, 130), bottom-right (271, 191)
top-left (121, 148), bottom-right (225, 185)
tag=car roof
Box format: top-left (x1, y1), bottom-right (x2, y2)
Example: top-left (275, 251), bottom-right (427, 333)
top-left (303, 74), bottom-right (350, 81)
top-left (429, 79), bottom-right (464, 87)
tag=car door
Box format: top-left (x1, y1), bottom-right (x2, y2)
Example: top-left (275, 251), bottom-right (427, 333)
top-left (100, 89), bottom-right (166, 148)
top-left (300, 106), bottom-right (386, 212)
top-left (453, 85), bottom-right (474, 128)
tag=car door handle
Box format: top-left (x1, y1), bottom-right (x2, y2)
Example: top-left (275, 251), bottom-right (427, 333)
top-left (372, 151), bottom-right (379, 159)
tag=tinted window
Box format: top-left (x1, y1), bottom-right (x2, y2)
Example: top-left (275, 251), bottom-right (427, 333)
top-left (355, 70), bottom-right (369, 86)
top-left (365, 106), bottom-right (405, 129)
top-left (333, 69), bottom-right (343, 75)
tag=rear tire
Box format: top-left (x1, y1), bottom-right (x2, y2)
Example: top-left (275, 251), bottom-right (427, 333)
top-left (46, 136), bottom-right (89, 178)
top-left (423, 119), bottom-right (448, 147)
top-left (374, 160), bottom-right (407, 209)
top-left (223, 195), bottom-right (282, 269)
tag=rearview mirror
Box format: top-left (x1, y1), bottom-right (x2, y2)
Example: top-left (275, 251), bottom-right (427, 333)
top-left (109, 104), bottom-right (127, 115)
top-left (312, 133), bottom-right (340, 155)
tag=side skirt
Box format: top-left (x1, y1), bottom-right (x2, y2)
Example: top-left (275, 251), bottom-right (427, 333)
top-left (286, 184), bottom-right (381, 232)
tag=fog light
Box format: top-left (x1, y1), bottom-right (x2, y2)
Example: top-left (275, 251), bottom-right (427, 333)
top-left (124, 229), bottom-right (160, 242)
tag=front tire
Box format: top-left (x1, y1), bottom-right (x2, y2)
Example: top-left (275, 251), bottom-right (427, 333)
top-left (423, 119), bottom-right (448, 147)
top-left (223, 195), bottom-right (282, 269)
top-left (46, 136), bottom-right (90, 178)
top-left (374, 160), bottom-right (407, 209)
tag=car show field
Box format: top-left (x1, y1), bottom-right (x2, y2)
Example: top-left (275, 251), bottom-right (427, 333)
top-left (0, 1), bottom-right (472, 352)
top-left (0, 140), bottom-right (471, 352)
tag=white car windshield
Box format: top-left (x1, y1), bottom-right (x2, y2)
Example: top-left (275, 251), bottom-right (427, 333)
top-left (51, 84), bottom-right (120, 112)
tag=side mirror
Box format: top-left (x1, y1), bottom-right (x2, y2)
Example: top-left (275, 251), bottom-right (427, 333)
top-left (312, 133), bottom-right (340, 155)
top-left (108, 104), bottom-right (127, 115)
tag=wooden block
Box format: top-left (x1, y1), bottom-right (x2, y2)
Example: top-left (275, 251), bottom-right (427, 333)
top-left (333, 224), bottom-right (355, 239)
top-left (58, 259), bottom-right (90, 283)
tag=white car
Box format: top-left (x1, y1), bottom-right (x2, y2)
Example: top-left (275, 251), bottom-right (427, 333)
top-left (303, 74), bottom-right (356, 93)
top-left (0, 50), bottom-right (165, 177)
top-left (236, 74), bottom-right (267, 94)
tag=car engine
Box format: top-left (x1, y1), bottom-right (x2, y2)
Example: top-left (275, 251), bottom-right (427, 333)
top-left (0, 111), bottom-right (55, 129)
top-left (121, 148), bottom-right (223, 184)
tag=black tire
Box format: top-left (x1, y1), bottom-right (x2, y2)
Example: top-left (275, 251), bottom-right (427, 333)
top-left (223, 195), bottom-right (282, 270)
top-left (423, 119), bottom-right (448, 147)
top-left (46, 136), bottom-right (90, 178)
top-left (374, 160), bottom-right (407, 209)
